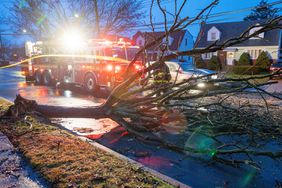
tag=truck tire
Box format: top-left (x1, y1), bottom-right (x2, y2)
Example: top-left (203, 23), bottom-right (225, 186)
top-left (25, 75), bottom-right (34, 82)
top-left (34, 71), bottom-right (42, 85)
top-left (84, 73), bottom-right (97, 93)
top-left (42, 71), bottom-right (53, 86)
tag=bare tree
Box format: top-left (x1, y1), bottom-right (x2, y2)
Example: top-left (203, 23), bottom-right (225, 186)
top-left (4, 0), bottom-right (282, 169)
top-left (8, 0), bottom-right (144, 39)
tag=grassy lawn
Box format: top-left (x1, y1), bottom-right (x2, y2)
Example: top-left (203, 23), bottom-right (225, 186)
top-left (0, 98), bottom-right (174, 188)
top-left (225, 73), bottom-right (270, 85)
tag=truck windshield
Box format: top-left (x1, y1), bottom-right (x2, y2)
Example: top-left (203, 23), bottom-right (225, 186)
top-left (112, 47), bottom-right (139, 61)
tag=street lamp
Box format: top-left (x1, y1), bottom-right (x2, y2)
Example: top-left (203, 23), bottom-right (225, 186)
top-left (22, 29), bottom-right (27, 33)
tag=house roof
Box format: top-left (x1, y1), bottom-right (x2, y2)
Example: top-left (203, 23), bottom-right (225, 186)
top-left (195, 20), bottom-right (281, 48)
top-left (132, 30), bottom-right (187, 51)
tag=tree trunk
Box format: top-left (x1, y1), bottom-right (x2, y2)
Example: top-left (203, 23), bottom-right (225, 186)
top-left (36, 105), bottom-right (109, 118)
top-left (4, 95), bottom-right (110, 119)
top-left (93, 0), bottom-right (100, 37)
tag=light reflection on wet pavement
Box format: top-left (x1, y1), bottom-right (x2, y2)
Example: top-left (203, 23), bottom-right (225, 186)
top-left (1, 67), bottom-right (282, 188)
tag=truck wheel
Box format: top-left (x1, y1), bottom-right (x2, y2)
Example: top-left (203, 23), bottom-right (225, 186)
top-left (42, 71), bottom-right (53, 86)
top-left (34, 71), bottom-right (42, 85)
top-left (84, 73), bottom-right (97, 93)
top-left (25, 76), bottom-right (34, 82)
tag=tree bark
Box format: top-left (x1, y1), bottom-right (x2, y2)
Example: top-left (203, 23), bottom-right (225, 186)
top-left (4, 95), bottom-right (110, 119)
top-left (93, 0), bottom-right (100, 37)
top-left (36, 105), bottom-right (108, 118)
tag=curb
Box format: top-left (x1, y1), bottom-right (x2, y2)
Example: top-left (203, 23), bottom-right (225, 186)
top-left (1, 97), bottom-right (191, 188)
top-left (56, 123), bottom-right (191, 188)
top-left (0, 96), bottom-right (13, 104)
top-left (79, 136), bottom-right (191, 188)
top-left (53, 120), bottom-right (191, 188)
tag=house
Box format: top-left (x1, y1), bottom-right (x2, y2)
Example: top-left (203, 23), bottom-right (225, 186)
top-left (194, 20), bottom-right (282, 69)
top-left (132, 30), bottom-right (194, 66)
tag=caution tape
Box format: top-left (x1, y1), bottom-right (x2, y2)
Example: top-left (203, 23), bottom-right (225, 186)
top-left (0, 54), bottom-right (131, 69)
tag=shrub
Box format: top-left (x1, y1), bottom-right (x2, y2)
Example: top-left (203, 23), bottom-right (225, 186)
top-left (195, 57), bottom-right (206, 69)
top-left (256, 51), bottom-right (271, 70)
top-left (233, 59), bottom-right (239, 66)
top-left (238, 52), bottom-right (252, 66)
top-left (232, 66), bottom-right (265, 75)
top-left (207, 56), bottom-right (221, 70)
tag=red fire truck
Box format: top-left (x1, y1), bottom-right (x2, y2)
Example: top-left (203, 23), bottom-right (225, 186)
top-left (23, 38), bottom-right (143, 93)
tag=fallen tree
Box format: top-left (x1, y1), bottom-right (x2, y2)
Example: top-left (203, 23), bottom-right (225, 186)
top-left (3, 0), bottom-right (282, 169)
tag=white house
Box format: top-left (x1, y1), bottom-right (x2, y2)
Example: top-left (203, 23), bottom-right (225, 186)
top-left (195, 20), bottom-right (282, 69)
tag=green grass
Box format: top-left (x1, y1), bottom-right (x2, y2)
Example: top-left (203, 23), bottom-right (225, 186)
top-left (0, 99), bottom-right (174, 188)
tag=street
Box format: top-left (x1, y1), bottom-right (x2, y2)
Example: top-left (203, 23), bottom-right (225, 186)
top-left (1, 67), bottom-right (282, 188)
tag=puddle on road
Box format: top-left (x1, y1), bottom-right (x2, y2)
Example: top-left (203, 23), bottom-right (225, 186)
top-left (52, 118), bottom-right (119, 139)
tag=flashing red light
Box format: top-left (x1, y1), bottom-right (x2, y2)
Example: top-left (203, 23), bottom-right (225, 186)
top-left (21, 71), bottom-right (26, 76)
top-left (106, 64), bottom-right (113, 71)
top-left (115, 65), bottom-right (121, 72)
top-left (135, 64), bottom-right (142, 71)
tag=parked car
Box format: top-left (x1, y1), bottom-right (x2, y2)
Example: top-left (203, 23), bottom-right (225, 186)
top-left (164, 61), bottom-right (192, 82)
top-left (164, 61), bottom-right (218, 83)
top-left (270, 63), bottom-right (282, 78)
top-left (185, 68), bottom-right (218, 80)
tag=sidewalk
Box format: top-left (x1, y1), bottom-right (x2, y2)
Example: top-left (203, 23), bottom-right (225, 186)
top-left (0, 131), bottom-right (44, 188)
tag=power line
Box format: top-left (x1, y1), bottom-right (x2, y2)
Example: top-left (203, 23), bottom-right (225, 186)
top-left (130, 8), bottom-right (282, 33)
top-left (132, 0), bottom-right (282, 29)
top-left (140, 0), bottom-right (170, 7)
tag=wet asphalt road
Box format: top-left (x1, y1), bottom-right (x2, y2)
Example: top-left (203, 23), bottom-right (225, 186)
top-left (1, 67), bottom-right (282, 188)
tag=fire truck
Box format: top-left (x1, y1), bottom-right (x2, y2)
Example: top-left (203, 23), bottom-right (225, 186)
top-left (23, 38), bottom-right (143, 93)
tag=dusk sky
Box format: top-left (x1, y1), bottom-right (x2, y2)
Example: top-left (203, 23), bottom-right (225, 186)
top-left (0, 0), bottom-right (281, 44)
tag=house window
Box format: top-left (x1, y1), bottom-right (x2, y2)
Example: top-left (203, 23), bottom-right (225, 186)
top-left (249, 25), bottom-right (264, 39)
top-left (138, 40), bottom-right (143, 46)
top-left (202, 52), bottom-right (215, 60)
top-left (248, 49), bottom-right (261, 59)
top-left (185, 39), bottom-right (188, 46)
top-left (207, 26), bottom-right (220, 41)
top-left (211, 32), bottom-right (217, 40)
top-left (162, 36), bottom-right (174, 46)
